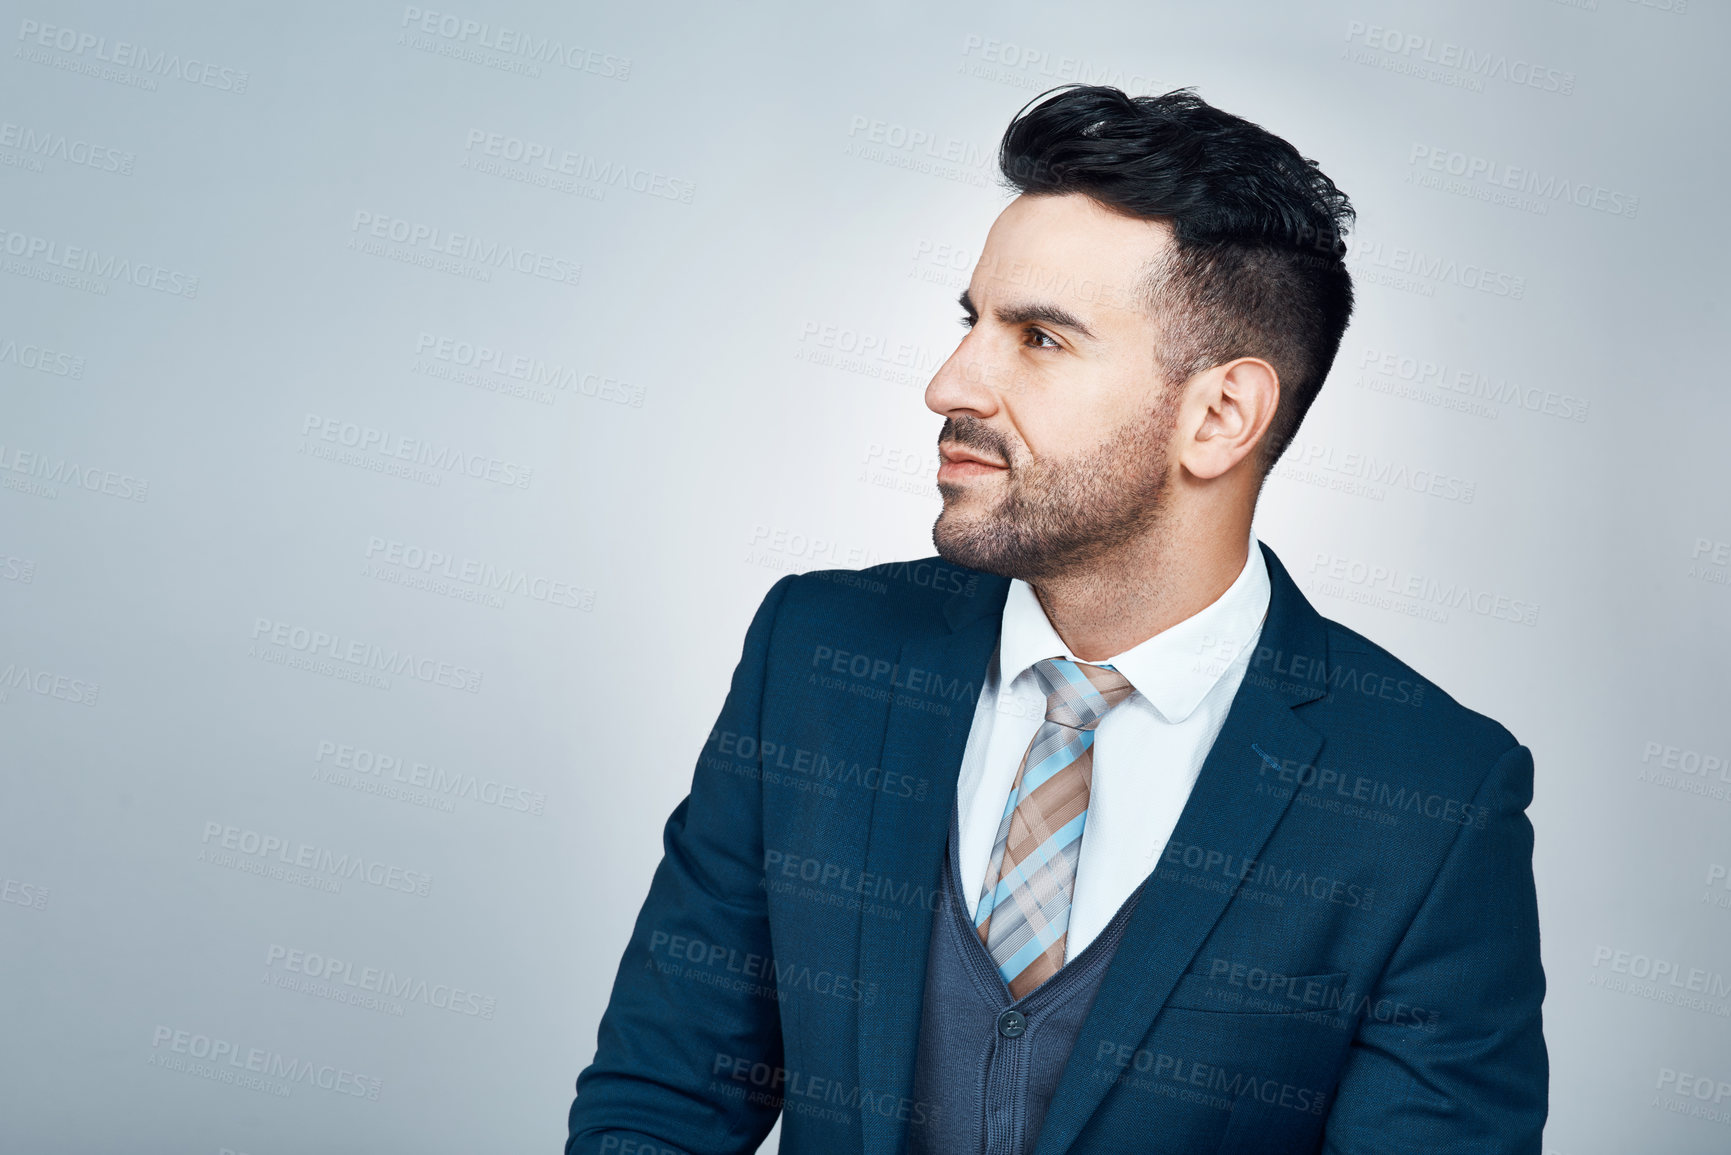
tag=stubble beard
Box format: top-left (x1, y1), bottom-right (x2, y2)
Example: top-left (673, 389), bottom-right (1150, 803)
top-left (932, 402), bottom-right (1178, 583)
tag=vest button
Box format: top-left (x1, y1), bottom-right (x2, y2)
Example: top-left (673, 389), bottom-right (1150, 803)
top-left (996, 1009), bottom-right (1027, 1039)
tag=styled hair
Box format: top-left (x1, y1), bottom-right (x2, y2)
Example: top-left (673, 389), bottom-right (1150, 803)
top-left (998, 84), bottom-right (1356, 473)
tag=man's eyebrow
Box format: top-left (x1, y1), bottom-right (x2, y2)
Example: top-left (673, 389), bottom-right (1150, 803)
top-left (956, 290), bottom-right (1096, 341)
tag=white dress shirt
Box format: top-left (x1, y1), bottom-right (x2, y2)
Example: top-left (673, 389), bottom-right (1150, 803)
top-left (954, 535), bottom-right (1272, 960)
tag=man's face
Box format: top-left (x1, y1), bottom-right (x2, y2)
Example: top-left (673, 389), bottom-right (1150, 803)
top-left (926, 192), bottom-right (1182, 582)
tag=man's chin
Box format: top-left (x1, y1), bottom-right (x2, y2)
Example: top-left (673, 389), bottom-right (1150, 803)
top-left (932, 512), bottom-right (1030, 581)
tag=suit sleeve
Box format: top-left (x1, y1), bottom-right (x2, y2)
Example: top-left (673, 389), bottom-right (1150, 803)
top-left (567, 574), bottom-right (798, 1155)
top-left (1321, 741), bottom-right (1548, 1154)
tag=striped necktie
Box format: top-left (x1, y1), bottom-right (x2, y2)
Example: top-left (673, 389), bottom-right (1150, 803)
top-left (975, 656), bottom-right (1137, 999)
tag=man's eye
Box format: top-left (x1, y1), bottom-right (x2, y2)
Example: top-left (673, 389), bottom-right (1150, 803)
top-left (1026, 328), bottom-right (1059, 349)
top-left (959, 314), bottom-right (976, 329)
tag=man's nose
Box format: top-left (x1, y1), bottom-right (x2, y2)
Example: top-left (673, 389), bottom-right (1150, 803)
top-left (925, 333), bottom-right (1011, 419)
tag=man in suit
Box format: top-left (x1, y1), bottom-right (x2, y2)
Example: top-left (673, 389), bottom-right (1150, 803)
top-left (567, 84), bottom-right (1546, 1155)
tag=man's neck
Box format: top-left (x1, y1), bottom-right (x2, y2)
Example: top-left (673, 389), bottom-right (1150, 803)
top-left (1028, 522), bottom-right (1252, 662)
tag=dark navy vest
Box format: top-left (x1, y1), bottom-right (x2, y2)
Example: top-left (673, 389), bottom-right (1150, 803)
top-left (906, 804), bottom-right (1139, 1155)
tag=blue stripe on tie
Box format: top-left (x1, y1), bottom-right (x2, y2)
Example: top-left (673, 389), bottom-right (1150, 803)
top-left (997, 903), bottom-right (1074, 985)
top-left (1055, 660), bottom-right (1097, 694)
top-left (975, 829), bottom-right (1018, 927)
top-left (977, 735), bottom-right (1092, 929)
top-left (976, 801), bottom-right (1089, 928)
top-left (975, 841), bottom-right (1010, 926)
top-left (975, 868), bottom-right (1000, 927)
top-left (974, 792), bottom-right (1022, 927)
top-left (978, 810), bottom-right (1089, 920)
top-left (1017, 730), bottom-right (1094, 798)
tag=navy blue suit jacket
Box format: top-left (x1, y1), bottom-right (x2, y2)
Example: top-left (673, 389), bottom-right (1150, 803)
top-left (567, 543), bottom-right (1547, 1154)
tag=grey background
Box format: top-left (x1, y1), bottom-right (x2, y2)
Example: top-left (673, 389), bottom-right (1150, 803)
top-left (1, 1), bottom-right (1727, 1153)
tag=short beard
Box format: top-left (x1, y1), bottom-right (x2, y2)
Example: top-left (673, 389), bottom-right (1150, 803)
top-left (932, 396), bottom-right (1179, 583)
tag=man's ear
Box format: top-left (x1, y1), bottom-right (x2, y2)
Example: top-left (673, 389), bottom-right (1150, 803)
top-left (1179, 357), bottom-right (1281, 481)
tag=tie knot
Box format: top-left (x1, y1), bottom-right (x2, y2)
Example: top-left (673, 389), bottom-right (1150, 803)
top-left (1031, 657), bottom-right (1136, 731)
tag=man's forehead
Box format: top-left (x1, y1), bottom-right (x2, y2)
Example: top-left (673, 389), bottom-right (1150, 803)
top-left (986, 193), bottom-right (1170, 254)
top-left (971, 194), bottom-right (1167, 320)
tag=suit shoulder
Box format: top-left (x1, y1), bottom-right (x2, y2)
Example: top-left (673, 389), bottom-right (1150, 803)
top-left (1313, 616), bottom-right (1520, 766)
top-left (775, 555), bottom-right (992, 635)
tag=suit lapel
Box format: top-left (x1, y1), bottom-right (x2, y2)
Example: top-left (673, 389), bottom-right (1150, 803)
top-left (1030, 543), bottom-right (1332, 1155)
top-left (856, 574), bottom-right (1008, 1155)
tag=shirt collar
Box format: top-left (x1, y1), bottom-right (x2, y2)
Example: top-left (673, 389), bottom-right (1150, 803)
top-left (997, 534), bottom-right (1271, 724)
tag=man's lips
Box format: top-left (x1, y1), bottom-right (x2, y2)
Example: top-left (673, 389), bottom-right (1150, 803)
top-left (937, 444), bottom-right (1008, 482)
